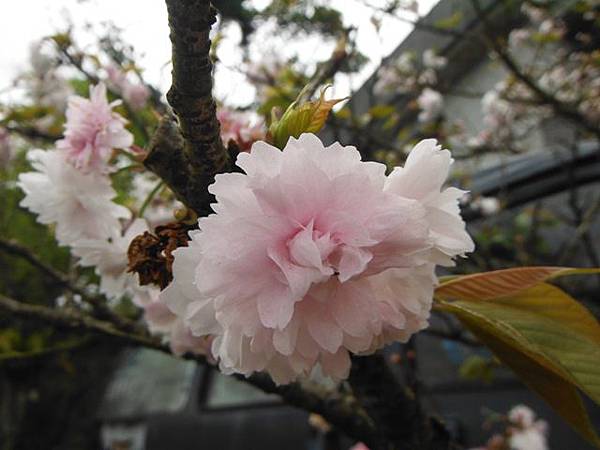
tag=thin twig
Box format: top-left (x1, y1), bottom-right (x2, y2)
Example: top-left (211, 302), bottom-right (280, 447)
top-left (470, 0), bottom-right (600, 140)
top-left (0, 238), bottom-right (136, 331)
top-left (138, 181), bottom-right (164, 218)
top-left (2, 125), bottom-right (59, 143)
top-left (0, 293), bottom-right (163, 351)
top-left (0, 337), bottom-right (92, 362)
top-left (355, 0), bottom-right (466, 38)
top-left (55, 44), bottom-right (151, 144)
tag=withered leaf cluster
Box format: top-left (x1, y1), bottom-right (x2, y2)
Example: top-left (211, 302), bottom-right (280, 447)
top-left (127, 221), bottom-right (196, 289)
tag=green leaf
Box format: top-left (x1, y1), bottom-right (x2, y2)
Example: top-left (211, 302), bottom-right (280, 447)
top-left (459, 355), bottom-right (495, 384)
top-left (435, 280), bottom-right (600, 447)
top-left (436, 266), bottom-right (600, 301)
top-left (434, 11), bottom-right (463, 30)
top-left (268, 85), bottom-right (347, 149)
top-left (443, 300), bottom-right (600, 447)
top-left (368, 104), bottom-right (396, 119)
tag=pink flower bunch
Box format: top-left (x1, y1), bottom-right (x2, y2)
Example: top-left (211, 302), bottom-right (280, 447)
top-left (105, 64), bottom-right (151, 111)
top-left (137, 289), bottom-right (215, 358)
top-left (18, 83), bottom-right (204, 358)
top-left (18, 149), bottom-right (130, 246)
top-left (217, 108), bottom-right (266, 152)
top-left (417, 88), bottom-right (444, 123)
top-left (373, 53), bottom-right (417, 96)
top-left (162, 133), bottom-right (473, 384)
top-left (57, 83), bottom-right (133, 173)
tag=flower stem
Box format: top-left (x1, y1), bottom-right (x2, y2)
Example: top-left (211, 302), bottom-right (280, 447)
top-left (138, 180), bottom-right (164, 218)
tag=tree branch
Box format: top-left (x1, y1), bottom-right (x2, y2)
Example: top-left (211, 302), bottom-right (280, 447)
top-left (470, 0), bottom-right (600, 140)
top-left (161, 0), bottom-right (233, 215)
top-left (144, 112), bottom-right (193, 207)
top-left (1, 125), bottom-right (59, 144)
top-left (301, 33), bottom-right (349, 102)
top-left (0, 293), bottom-right (163, 351)
top-left (0, 292), bottom-right (377, 445)
top-left (355, 0), bottom-right (466, 38)
top-left (349, 354), bottom-right (455, 450)
top-left (0, 238), bottom-right (137, 332)
top-left (243, 374), bottom-right (377, 447)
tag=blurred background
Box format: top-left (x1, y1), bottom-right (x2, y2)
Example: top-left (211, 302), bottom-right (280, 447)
top-left (1, 0), bottom-right (599, 449)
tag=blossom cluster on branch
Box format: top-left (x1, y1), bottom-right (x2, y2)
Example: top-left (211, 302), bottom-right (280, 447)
top-left (16, 83), bottom-right (209, 356)
top-left (3, 3), bottom-right (600, 448)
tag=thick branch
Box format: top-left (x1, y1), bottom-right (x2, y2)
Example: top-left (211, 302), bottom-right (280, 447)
top-left (243, 374), bottom-right (377, 446)
top-left (163, 0), bottom-right (232, 215)
top-left (144, 112), bottom-right (192, 207)
top-left (349, 354), bottom-right (454, 450)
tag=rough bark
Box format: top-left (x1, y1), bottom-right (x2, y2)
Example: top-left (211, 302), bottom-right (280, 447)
top-left (148, 0), bottom-right (232, 216)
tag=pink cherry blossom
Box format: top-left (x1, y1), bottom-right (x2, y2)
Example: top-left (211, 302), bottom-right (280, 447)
top-left (217, 108), bottom-right (266, 152)
top-left (373, 53), bottom-right (416, 96)
top-left (122, 82), bottom-right (150, 110)
top-left (161, 134), bottom-right (472, 384)
top-left (139, 289), bottom-right (214, 358)
top-left (71, 218), bottom-right (148, 299)
top-left (509, 427), bottom-right (548, 450)
top-left (417, 88), bottom-right (444, 123)
top-left (386, 139), bottom-right (474, 265)
top-left (423, 49), bottom-right (447, 69)
top-left (18, 149), bottom-right (130, 246)
top-left (507, 405), bottom-right (549, 450)
top-left (57, 83), bottom-right (133, 173)
top-left (508, 404), bottom-right (536, 428)
top-left (106, 64), bottom-right (150, 110)
top-left (27, 40), bottom-right (73, 111)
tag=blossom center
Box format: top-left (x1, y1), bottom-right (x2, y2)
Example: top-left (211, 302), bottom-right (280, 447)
top-left (286, 220), bottom-right (373, 284)
top-left (287, 222), bottom-right (336, 278)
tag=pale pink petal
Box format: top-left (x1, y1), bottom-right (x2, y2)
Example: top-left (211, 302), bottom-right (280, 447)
top-left (320, 348), bottom-right (351, 380)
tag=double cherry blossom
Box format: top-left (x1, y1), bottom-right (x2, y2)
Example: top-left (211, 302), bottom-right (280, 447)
top-left (17, 83), bottom-right (204, 356)
top-left (162, 134), bottom-right (473, 383)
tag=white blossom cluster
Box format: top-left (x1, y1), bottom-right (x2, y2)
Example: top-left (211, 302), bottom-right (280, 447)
top-left (373, 49), bottom-right (447, 123)
top-left (16, 83), bottom-right (205, 355)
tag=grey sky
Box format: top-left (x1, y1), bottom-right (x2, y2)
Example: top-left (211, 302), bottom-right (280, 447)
top-left (0, 0), bottom-right (437, 106)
